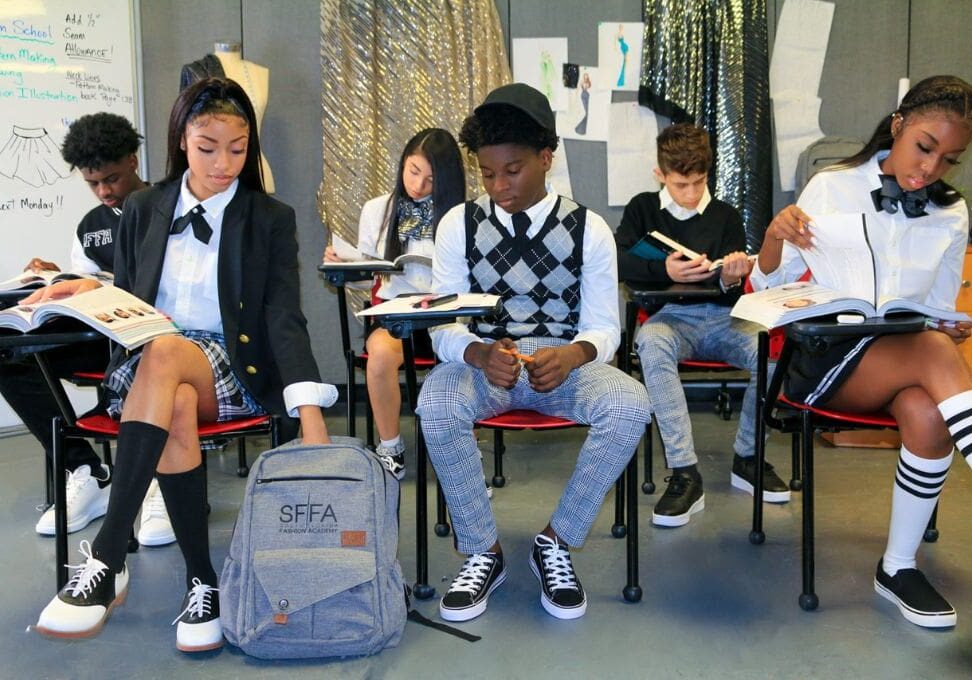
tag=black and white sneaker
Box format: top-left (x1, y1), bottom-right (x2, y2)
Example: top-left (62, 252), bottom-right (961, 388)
top-left (730, 454), bottom-right (791, 503)
top-left (439, 552), bottom-right (507, 622)
top-left (874, 560), bottom-right (956, 628)
top-left (375, 441), bottom-right (406, 480)
top-left (530, 534), bottom-right (587, 620)
top-left (172, 578), bottom-right (223, 652)
top-left (35, 540), bottom-right (128, 638)
top-left (652, 469), bottom-right (705, 527)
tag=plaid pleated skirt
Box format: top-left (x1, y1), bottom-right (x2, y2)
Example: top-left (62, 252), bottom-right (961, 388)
top-left (105, 330), bottom-right (265, 425)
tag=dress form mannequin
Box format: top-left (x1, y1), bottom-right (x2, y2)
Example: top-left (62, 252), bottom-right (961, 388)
top-left (213, 41), bottom-right (275, 193)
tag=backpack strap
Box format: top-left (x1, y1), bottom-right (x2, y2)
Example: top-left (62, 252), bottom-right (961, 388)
top-left (404, 585), bottom-right (481, 642)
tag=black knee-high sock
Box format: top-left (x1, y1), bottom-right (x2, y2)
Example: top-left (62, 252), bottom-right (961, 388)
top-left (156, 464), bottom-right (217, 589)
top-left (92, 421), bottom-right (169, 572)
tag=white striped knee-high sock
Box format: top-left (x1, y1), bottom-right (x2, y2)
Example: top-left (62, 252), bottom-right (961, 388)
top-left (882, 445), bottom-right (951, 576)
top-left (938, 390), bottom-right (972, 465)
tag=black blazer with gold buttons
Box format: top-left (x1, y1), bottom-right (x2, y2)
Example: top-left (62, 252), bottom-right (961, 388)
top-left (108, 180), bottom-right (321, 431)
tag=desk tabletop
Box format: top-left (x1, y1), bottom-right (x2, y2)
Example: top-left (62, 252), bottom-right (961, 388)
top-left (626, 283), bottom-right (722, 304)
top-left (0, 321), bottom-right (102, 354)
top-left (787, 313), bottom-right (925, 339)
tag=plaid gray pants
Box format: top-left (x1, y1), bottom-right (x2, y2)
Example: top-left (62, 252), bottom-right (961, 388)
top-left (635, 302), bottom-right (764, 468)
top-left (416, 338), bottom-right (651, 554)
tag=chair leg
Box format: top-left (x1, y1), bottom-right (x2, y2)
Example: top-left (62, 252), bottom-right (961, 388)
top-left (53, 417), bottom-right (69, 590)
top-left (642, 421), bottom-right (655, 494)
top-left (365, 391), bottom-right (375, 448)
top-left (622, 452), bottom-right (642, 602)
top-left (492, 430), bottom-right (506, 488)
top-left (101, 440), bottom-right (113, 470)
top-left (346, 351), bottom-right (357, 438)
top-left (434, 481), bottom-right (451, 537)
top-left (612, 474), bottom-right (626, 538)
top-left (924, 501), bottom-right (940, 543)
top-left (716, 380), bottom-right (732, 420)
top-left (799, 409), bottom-right (818, 611)
top-left (412, 416), bottom-right (434, 600)
top-left (236, 438), bottom-right (249, 477)
top-left (790, 431), bottom-right (803, 491)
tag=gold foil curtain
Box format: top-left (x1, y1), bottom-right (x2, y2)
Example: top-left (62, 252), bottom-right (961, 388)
top-left (318, 0), bottom-right (511, 252)
top-left (639, 0), bottom-right (772, 251)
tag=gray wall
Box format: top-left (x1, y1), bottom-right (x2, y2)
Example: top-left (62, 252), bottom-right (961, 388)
top-left (137, 0), bottom-right (971, 387)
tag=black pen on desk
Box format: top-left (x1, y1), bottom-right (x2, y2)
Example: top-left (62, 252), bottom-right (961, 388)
top-left (412, 293), bottom-right (458, 309)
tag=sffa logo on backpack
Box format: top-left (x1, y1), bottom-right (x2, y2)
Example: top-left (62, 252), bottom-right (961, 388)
top-left (220, 437), bottom-right (405, 659)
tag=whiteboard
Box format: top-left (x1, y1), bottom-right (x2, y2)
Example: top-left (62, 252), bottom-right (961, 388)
top-left (0, 0), bottom-right (141, 429)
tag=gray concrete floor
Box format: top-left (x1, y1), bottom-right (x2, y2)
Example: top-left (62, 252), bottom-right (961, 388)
top-left (2, 407), bottom-right (972, 679)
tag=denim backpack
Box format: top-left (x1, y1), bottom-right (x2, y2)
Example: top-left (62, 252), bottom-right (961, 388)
top-left (220, 436), bottom-right (406, 658)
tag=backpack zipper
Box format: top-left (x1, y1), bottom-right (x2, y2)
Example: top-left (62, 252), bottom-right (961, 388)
top-left (256, 475), bottom-right (363, 484)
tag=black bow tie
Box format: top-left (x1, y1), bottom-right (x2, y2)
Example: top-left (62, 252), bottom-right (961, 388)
top-left (170, 205), bottom-right (213, 244)
top-left (511, 211), bottom-right (531, 239)
top-left (871, 174), bottom-right (928, 218)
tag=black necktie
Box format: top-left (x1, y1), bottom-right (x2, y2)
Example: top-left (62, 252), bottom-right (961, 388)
top-left (170, 205), bottom-right (213, 244)
top-left (870, 174), bottom-right (928, 218)
top-left (511, 211), bottom-right (531, 240)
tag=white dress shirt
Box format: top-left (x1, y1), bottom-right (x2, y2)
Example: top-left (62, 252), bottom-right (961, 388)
top-left (155, 171), bottom-right (233, 333)
top-left (659, 184), bottom-right (712, 221)
top-left (751, 152), bottom-right (969, 312)
top-left (430, 187), bottom-right (621, 364)
top-left (355, 192), bottom-right (435, 299)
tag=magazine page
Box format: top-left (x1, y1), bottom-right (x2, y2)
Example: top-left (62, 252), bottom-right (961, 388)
top-left (31, 286), bottom-right (178, 349)
top-left (0, 269), bottom-right (60, 292)
top-left (357, 293), bottom-right (501, 317)
top-left (797, 213), bottom-right (875, 302)
top-left (730, 280), bottom-right (870, 328)
top-left (0, 305), bottom-right (34, 332)
top-left (878, 299), bottom-right (971, 322)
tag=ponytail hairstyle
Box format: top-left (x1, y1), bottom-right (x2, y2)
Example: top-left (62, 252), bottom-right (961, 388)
top-left (163, 77), bottom-right (265, 192)
top-left (834, 75), bottom-right (972, 206)
top-left (380, 128), bottom-right (465, 261)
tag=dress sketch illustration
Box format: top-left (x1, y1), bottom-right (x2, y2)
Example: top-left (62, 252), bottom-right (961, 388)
top-left (616, 25), bottom-right (629, 88)
top-left (539, 49), bottom-right (555, 101)
top-left (0, 125), bottom-right (72, 188)
top-left (574, 73), bottom-right (591, 135)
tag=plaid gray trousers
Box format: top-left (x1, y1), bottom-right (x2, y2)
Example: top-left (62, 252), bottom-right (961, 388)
top-left (416, 339), bottom-right (651, 554)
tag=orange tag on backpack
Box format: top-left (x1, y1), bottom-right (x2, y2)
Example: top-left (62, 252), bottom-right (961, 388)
top-left (341, 531), bottom-right (366, 547)
top-left (273, 613), bottom-right (288, 625)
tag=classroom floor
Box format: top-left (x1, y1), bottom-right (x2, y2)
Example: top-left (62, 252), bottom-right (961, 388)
top-left (2, 405), bottom-right (972, 679)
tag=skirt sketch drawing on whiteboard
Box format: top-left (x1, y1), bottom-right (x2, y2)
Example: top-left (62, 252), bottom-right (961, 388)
top-left (0, 125), bottom-right (72, 187)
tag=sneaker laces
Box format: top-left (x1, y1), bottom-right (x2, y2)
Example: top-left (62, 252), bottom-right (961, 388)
top-left (662, 473), bottom-right (691, 498)
top-left (171, 578), bottom-right (218, 625)
top-left (535, 536), bottom-right (580, 592)
top-left (142, 482), bottom-right (168, 522)
top-left (64, 540), bottom-right (110, 598)
top-left (448, 553), bottom-right (497, 595)
top-left (64, 466), bottom-right (95, 505)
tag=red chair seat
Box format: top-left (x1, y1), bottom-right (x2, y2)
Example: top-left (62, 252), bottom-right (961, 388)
top-left (358, 351), bottom-right (436, 368)
top-left (778, 395), bottom-right (897, 427)
top-left (75, 413), bottom-right (273, 436)
top-left (476, 409), bottom-right (577, 430)
top-left (678, 359), bottom-right (736, 370)
top-left (71, 371), bottom-right (106, 381)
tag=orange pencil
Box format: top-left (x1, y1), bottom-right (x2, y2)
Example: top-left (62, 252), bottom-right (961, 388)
top-left (498, 347), bottom-right (534, 363)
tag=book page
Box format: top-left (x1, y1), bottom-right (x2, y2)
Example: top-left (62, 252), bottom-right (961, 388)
top-left (357, 293), bottom-right (500, 317)
top-left (331, 233), bottom-right (365, 261)
top-left (798, 213), bottom-right (875, 302)
top-left (730, 280), bottom-right (868, 328)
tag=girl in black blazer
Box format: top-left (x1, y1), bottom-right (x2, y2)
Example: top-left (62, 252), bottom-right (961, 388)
top-left (33, 78), bottom-right (334, 652)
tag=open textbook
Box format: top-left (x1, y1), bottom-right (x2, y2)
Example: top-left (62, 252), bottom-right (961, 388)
top-left (356, 293), bottom-right (501, 317)
top-left (326, 234), bottom-right (431, 271)
top-left (732, 213), bottom-right (971, 328)
top-left (0, 286), bottom-right (179, 349)
top-left (628, 231), bottom-right (756, 272)
top-left (0, 269), bottom-right (113, 292)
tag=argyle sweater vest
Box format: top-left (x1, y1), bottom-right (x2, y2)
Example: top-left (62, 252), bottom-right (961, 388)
top-left (463, 194), bottom-right (585, 340)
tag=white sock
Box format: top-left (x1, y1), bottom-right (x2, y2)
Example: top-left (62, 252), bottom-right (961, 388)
top-left (379, 435), bottom-right (401, 449)
top-left (938, 390), bottom-right (972, 465)
top-left (882, 445), bottom-right (951, 576)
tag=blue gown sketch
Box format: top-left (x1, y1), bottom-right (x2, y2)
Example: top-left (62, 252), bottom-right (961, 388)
top-left (616, 26), bottom-right (629, 88)
top-left (574, 73), bottom-right (591, 135)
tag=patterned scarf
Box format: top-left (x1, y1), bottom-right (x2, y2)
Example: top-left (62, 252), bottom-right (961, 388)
top-left (396, 196), bottom-right (434, 242)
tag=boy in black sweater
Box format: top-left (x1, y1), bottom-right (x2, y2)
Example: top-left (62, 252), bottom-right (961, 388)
top-left (616, 123), bottom-right (789, 527)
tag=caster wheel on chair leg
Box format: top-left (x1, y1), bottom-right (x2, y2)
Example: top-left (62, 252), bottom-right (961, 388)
top-left (798, 593), bottom-right (819, 611)
top-left (789, 479), bottom-right (803, 491)
top-left (434, 523), bottom-right (451, 537)
top-left (127, 537), bottom-right (140, 553)
top-left (491, 475), bottom-right (506, 488)
top-left (622, 585), bottom-right (643, 603)
top-left (749, 530), bottom-right (765, 545)
top-left (641, 481), bottom-right (656, 495)
top-left (237, 465), bottom-right (249, 478)
top-left (413, 583), bottom-right (436, 600)
top-left (923, 527), bottom-right (939, 543)
top-left (611, 523), bottom-right (627, 538)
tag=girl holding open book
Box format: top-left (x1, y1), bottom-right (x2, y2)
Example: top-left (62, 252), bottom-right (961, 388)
top-left (323, 128), bottom-right (465, 478)
top-left (752, 75), bottom-right (972, 629)
top-left (30, 77), bottom-right (335, 651)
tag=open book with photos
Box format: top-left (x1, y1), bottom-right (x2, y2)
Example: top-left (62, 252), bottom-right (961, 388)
top-left (0, 285), bottom-right (179, 350)
top-left (628, 230), bottom-right (756, 272)
top-left (323, 234), bottom-right (431, 271)
top-left (0, 269), bottom-right (113, 292)
top-left (731, 213), bottom-right (971, 328)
